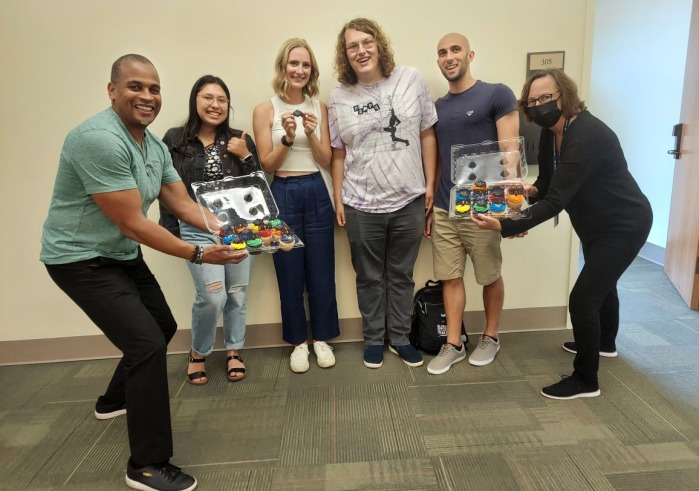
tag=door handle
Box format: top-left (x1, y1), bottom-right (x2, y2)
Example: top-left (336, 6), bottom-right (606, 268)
top-left (668, 123), bottom-right (682, 159)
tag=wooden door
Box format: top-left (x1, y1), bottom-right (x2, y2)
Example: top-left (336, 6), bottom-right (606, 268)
top-left (665, 0), bottom-right (699, 309)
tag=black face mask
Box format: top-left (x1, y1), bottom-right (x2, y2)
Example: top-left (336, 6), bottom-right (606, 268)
top-left (524, 100), bottom-right (562, 128)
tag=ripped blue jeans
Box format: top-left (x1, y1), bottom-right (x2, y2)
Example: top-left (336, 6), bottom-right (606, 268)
top-left (180, 222), bottom-right (252, 355)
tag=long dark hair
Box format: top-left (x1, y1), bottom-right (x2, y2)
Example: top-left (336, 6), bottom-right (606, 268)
top-left (180, 75), bottom-right (232, 146)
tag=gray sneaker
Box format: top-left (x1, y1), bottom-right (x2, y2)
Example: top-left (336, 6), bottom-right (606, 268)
top-left (468, 336), bottom-right (500, 366)
top-left (426, 343), bottom-right (467, 375)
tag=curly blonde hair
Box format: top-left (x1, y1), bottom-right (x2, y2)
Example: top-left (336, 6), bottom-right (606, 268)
top-left (333, 18), bottom-right (395, 86)
top-left (273, 38), bottom-right (320, 99)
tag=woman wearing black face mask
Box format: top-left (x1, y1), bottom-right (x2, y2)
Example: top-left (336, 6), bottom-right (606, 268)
top-left (472, 68), bottom-right (652, 401)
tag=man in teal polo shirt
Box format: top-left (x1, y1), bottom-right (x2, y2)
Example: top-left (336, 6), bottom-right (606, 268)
top-left (40, 54), bottom-right (245, 491)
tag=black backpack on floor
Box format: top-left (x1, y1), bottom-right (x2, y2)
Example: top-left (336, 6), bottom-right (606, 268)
top-left (410, 280), bottom-right (468, 355)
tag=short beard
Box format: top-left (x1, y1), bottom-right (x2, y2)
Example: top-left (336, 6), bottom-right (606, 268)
top-left (442, 65), bottom-right (466, 83)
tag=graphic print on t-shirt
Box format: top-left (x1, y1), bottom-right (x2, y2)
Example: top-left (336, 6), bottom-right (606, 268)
top-left (353, 95), bottom-right (411, 153)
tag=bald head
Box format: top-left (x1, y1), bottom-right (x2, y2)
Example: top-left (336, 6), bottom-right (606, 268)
top-left (437, 33), bottom-right (470, 53)
top-left (437, 33), bottom-right (474, 86)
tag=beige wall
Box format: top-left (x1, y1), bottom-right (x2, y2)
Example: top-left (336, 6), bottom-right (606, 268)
top-left (0, 0), bottom-right (590, 345)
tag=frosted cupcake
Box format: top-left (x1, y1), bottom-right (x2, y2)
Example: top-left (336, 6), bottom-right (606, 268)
top-left (472, 192), bottom-right (489, 214)
top-left (259, 229), bottom-right (273, 246)
top-left (279, 233), bottom-right (296, 251)
top-left (246, 235), bottom-right (263, 255)
top-left (489, 186), bottom-right (507, 216)
top-left (507, 186), bottom-right (525, 212)
top-left (455, 201), bottom-right (471, 215)
top-left (230, 239), bottom-right (247, 253)
top-left (472, 180), bottom-right (488, 192)
top-left (234, 219), bottom-right (248, 234)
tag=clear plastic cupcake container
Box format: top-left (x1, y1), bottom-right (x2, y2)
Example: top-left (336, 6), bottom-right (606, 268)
top-left (448, 137), bottom-right (531, 220)
top-left (192, 172), bottom-right (304, 255)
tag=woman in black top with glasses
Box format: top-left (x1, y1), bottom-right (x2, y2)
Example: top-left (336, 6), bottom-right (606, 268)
top-left (473, 68), bottom-right (652, 400)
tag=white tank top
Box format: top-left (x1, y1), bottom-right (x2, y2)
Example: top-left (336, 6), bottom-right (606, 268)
top-left (271, 95), bottom-right (322, 173)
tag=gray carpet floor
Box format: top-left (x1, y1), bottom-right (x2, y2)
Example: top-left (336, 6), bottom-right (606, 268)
top-left (2, 257), bottom-right (699, 490)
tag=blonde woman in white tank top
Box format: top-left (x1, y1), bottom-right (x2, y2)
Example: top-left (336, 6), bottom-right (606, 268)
top-left (253, 38), bottom-right (340, 374)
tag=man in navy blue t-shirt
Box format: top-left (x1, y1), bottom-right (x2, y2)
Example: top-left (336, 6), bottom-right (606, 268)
top-left (426, 33), bottom-right (519, 374)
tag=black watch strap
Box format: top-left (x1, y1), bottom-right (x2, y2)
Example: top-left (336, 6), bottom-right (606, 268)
top-left (281, 136), bottom-right (293, 147)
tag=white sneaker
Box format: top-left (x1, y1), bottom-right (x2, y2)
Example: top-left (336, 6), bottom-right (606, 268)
top-left (313, 341), bottom-right (336, 368)
top-left (290, 343), bottom-right (310, 373)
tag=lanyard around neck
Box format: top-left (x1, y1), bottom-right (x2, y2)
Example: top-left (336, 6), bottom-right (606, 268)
top-left (551, 117), bottom-right (570, 227)
top-left (552, 118), bottom-right (571, 171)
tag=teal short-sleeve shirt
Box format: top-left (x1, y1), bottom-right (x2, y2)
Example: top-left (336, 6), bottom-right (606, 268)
top-left (40, 108), bottom-right (181, 264)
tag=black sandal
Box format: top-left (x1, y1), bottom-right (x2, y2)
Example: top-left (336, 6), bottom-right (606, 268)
top-left (227, 354), bottom-right (246, 382)
top-left (187, 352), bottom-right (208, 385)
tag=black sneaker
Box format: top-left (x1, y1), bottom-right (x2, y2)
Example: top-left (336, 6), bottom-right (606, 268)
top-left (541, 375), bottom-right (600, 400)
top-left (562, 341), bottom-right (617, 358)
top-left (94, 398), bottom-right (126, 420)
top-left (388, 344), bottom-right (424, 367)
top-left (363, 345), bottom-right (384, 369)
top-left (126, 459), bottom-right (197, 491)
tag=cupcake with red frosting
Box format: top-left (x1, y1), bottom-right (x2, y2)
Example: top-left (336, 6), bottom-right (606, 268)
top-left (259, 228), bottom-right (274, 246)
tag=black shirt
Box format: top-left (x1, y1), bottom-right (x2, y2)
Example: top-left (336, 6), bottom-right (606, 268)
top-left (500, 110), bottom-right (652, 243)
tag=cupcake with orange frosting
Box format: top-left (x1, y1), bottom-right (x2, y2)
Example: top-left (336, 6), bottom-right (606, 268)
top-left (271, 227), bottom-right (282, 247)
top-left (472, 180), bottom-right (488, 192)
top-left (233, 219), bottom-right (248, 235)
top-left (507, 186), bottom-right (525, 212)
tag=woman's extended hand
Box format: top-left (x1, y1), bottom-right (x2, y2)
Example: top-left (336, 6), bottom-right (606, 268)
top-left (471, 213), bottom-right (502, 232)
top-left (524, 184), bottom-right (538, 199)
top-left (280, 111), bottom-right (297, 141)
top-left (202, 245), bottom-right (248, 264)
top-left (227, 131), bottom-right (250, 159)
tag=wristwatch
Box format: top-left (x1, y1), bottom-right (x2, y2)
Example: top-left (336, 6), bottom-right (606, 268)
top-left (281, 135), bottom-right (294, 147)
top-left (242, 154), bottom-right (253, 163)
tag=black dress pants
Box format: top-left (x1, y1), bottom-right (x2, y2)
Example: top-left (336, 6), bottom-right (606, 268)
top-left (46, 250), bottom-right (176, 465)
top-left (570, 232), bottom-right (649, 386)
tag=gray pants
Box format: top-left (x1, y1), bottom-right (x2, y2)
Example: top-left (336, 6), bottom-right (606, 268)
top-left (344, 197), bottom-right (425, 346)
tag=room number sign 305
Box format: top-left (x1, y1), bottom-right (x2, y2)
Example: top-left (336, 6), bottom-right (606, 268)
top-left (527, 51), bottom-right (565, 77)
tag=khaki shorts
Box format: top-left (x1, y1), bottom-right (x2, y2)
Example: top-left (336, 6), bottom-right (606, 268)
top-left (432, 207), bottom-right (502, 285)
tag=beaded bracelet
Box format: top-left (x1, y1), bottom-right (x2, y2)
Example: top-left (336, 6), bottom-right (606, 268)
top-left (189, 245), bottom-right (204, 265)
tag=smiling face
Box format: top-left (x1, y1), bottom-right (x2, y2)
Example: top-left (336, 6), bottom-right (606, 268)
top-left (196, 83), bottom-right (228, 131)
top-left (345, 28), bottom-right (381, 84)
top-left (285, 47), bottom-right (312, 93)
top-left (437, 33), bottom-right (473, 83)
top-left (108, 60), bottom-right (161, 140)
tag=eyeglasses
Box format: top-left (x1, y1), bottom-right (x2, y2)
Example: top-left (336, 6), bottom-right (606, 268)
top-left (200, 94), bottom-right (229, 106)
top-left (346, 38), bottom-right (376, 54)
top-left (525, 91), bottom-right (560, 107)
